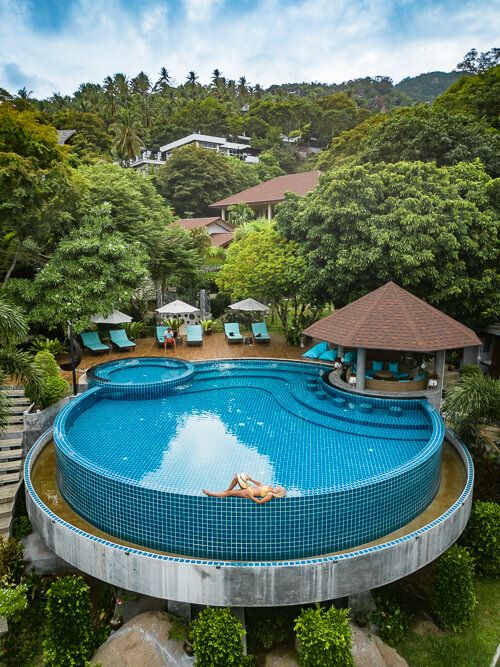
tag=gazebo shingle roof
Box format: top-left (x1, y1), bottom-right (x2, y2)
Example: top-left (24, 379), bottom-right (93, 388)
top-left (303, 282), bottom-right (481, 352)
top-left (209, 170), bottom-right (320, 208)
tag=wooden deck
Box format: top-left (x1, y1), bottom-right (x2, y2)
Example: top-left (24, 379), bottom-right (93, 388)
top-left (63, 332), bottom-right (305, 380)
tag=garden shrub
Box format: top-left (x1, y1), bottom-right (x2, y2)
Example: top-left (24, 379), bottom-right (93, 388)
top-left (372, 593), bottom-right (409, 646)
top-left (25, 350), bottom-right (70, 408)
top-left (43, 575), bottom-right (95, 667)
top-left (12, 515), bottom-right (32, 540)
top-left (0, 583), bottom-right (28, 621)
top-left (294, 604), bottom-right (353, 667)
top-left (0, 536), bottom-right (24, 585)
top-left (431, 545), bottom-right (477, 632)
top-left (210, 292), bottom-right (231, 319)
top-left (191, 606), bottom-right (246, 666)
top-left (461, 501), bottom-right (500, 577)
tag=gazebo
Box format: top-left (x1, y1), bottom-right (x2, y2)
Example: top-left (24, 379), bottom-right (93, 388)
top-left (303, 282), bottom-right (481, 408)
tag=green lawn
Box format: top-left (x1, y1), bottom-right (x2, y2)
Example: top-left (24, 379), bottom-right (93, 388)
top-left (397, 578), bottom-right (500, 667)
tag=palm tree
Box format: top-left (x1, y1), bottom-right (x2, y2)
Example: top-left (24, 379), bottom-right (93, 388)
top-left (0, 297), bottom-right (42, 432)
top-left (237, 76), bottom-right (248, 98)
top-left (154, 67), bottom-right (172, 92)
top-left (187, 71), bottom-right (199, 87)
top-left (131, 71), bottom-right (151, 96)
top-left (17, 87), bottom-right (33, 99)
top-left (442, 366), bottom-right (500, 445)
top-left (211, 69), bottom-right (222, 87)
top-left (110, 108), bottom-right (143, 161)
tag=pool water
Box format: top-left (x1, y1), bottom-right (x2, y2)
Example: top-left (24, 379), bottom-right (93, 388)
top-left (105, 363), bottom-right (186, 384)
top-left (55, 359), bottom-right (444, 560)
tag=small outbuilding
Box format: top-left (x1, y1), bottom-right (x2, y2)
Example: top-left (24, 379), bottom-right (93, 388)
top-left (303, 281), bottom-right (482, 408)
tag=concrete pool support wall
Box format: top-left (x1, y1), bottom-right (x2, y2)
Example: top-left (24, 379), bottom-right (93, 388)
top-left (25, 429), bottom-right (473, 608)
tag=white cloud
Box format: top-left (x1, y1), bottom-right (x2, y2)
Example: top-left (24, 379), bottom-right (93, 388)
top-left (0, 0), bottom-right (498, 97)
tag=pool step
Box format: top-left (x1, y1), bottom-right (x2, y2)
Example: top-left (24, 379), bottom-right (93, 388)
top-left (0, 388), bottom-right (27, 537)
top-left (0, 449), bottom-right (22, 461)
top-left (0, 460), bottom-right (23, 474)
top-left (0, 437), bottom-right (23, 451)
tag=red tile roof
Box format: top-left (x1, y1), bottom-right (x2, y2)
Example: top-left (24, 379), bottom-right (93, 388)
top-left (211, 232), bottom-right (234, 247)
top-left (209, 171), bottom-right (321, 208)
top-left (303, 282), bottom-right (482, 352)
top-left (177, 217), bottom-right (233, 231)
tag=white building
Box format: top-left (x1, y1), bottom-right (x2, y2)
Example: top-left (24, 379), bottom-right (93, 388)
top-left (128, 133), bottom-right (259, 170)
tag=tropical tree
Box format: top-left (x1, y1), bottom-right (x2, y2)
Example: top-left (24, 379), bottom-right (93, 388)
top-left (131, 71), bottom-right (151, 96)
top-left (155, 144), bottom-right (259, 216)
top-left (22, 205), bottom-right (148, 332)
top-left (227, 203), bottom-right (255, 227)
top-left (457, 48), bottom-right (500, 73)
top-left (154, 67), bottom-right (172, 92)
top-left (276, 160), bottom-right (500, 328)
top-left (110, 108), bottom-right (143, 161)
top-left (0, 297), bottom-right (42, 432)
top-left (442, 367), bottom-right (500, 444)
top-left (216, 223), bottom-right (322, 343)
top-left (16, 87), bottom-right (33, 100)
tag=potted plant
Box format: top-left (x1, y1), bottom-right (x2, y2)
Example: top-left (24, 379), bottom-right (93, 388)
top-left (200, 319), bottom-right (215, 335)
top-left (163, 317), bottom-right (184, 338)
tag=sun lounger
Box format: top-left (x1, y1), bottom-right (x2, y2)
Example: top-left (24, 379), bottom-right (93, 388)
top-left (109, 329), bottom-right (136, 351)
top-left (318, 348), bottom-right (337, 361)
top-left (302, 341), bottom-right (328, 359)
top-left (224, 322), bottom-right (244, 343)
top-left (187, 325), bottom-right (203, 346)
top-left (251, 322), bottom-right (271, 343)
top-left (80, 331), bottom-right (109, 355)
top-left (156, 326), bottom-right (168, 346)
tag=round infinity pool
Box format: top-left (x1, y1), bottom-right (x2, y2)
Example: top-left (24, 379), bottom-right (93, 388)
top-left (54, 359), bottom-right (444, 560)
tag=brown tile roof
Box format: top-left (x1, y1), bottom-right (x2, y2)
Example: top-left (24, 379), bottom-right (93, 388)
top-left (211, 232), bottom-right (234, 247)
top-left (303, 282), bottom-right (482, 352)
top-left (209, 170), bottom-right (321, 208)
top-left (177, 217), bottom-right (233, 231)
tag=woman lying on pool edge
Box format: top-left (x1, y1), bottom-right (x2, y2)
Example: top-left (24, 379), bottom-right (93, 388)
top-left (203, 473), bottom-right (286, 504)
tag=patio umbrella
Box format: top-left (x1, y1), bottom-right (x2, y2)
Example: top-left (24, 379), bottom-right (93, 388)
top-left (91, 310), bottom-right (133, 324)
top-left (229, 298), bottom-right (269, 312)
top-left (155, 299), bottom-right (200, 315)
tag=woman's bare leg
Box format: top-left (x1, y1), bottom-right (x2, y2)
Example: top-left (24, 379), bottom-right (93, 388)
top-left (225, 475), bottom-right (239, 491)
top-left (203, 489), bottom-right (231, 497)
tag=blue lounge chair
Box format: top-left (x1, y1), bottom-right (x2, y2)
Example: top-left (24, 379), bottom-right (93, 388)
top-left (302, 341), bottom-right (328, 359)
top-left (109, 329), bottom-right (136, 351)
top-left (224, 323), bottom-right (244, 343)
top-left (156, 326), bottom-right (168, 346)
top-left (187, 325), bottom-right (203, 346)
top-left (80, 331), bottom-right (109, 355)
top-left (252, 322), bottom-right (271, 343)
top-left (318, 348), bottom-right (337, 362)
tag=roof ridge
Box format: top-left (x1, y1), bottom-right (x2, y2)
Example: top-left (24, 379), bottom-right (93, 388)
top-left (347, 283), bottom-right (389, 343)
top-left (392, 284), bottom-right (426, 349)
top-left (403, 288), bottom-right (478, 339)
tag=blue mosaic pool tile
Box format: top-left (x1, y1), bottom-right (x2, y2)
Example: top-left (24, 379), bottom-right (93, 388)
top-left (53, 359), bottom-right (445, 561)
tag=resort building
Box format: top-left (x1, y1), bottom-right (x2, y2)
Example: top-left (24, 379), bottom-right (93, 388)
top-left (304, 281), bottom-right (482, 410)
top-left (177, 216), bottom-right (234, 248)
top-left (209, 170), bottom-right (321, 220)
top-left (128, 133), bottom-right (260, 171)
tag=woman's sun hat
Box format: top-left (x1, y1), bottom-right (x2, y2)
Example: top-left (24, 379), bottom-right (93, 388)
top-left (237, 472), bottom-right (250, 488)
top-left (272, 486), bottom-right (286, 498)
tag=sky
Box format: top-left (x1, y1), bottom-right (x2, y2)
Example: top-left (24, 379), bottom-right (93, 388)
top-left (0, 0), bottom-right (498, 98)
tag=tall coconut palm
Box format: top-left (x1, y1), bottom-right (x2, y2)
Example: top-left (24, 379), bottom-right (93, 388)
top-left (154, 67), bottom-right (172, 92)
top-left (17, 87), bottom-right (33, 100)
top-left (442, 366), bottom-right (500, 444)
top-left (131, 71), bottom-right (151, 96)
top-left (237, 76), bottom-right (248, 98)
top-left (186, 71), bottom-right (198, 87)
top-left (0, 297), bottom-right (42, 433)
top-left (110, 108), bottom-right (143, 161)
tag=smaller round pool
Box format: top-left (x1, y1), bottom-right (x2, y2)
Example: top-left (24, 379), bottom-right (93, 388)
top-left (87, 357), bottom-right (195, 394)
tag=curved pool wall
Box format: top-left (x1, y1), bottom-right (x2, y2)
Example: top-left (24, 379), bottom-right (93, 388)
top-left (87, 357), bottom-right (195, 397)
top-left (25, 429), bottom-right (473, 607)
top-left (53, 359), bottom-right (444, 561)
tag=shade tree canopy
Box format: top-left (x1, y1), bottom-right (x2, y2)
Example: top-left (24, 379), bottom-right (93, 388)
top-left (317, 104), bottom-right (499, 176)
top-left (155, 144), bottom-right (260, 217)
top-left (276, 160), bottom-right (499, 328)
top-left (9, 205), bottom-right (148, 332)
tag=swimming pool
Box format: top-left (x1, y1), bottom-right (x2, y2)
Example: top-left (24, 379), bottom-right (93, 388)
top-left (54, 359), bottom-right (444, 560)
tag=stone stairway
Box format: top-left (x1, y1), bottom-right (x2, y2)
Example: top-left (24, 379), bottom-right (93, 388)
top-left (0, 387), bottom-right (28, 538)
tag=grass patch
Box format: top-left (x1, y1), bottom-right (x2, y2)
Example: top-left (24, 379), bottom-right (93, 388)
top-left (397, 578), bottom-right (500, 667)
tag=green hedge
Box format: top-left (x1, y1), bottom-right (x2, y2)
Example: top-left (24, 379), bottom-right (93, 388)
top-left (294, 604), bottom-right (353, 667)
top-left (461, 501), bottom-right (500, 577)
top-left (432, 545), bottom-right (477, 632)
top-left (372, 593), bottom-right (409, 646)
top-left (25, 350), bottom-right (70, 409)
top-left (191, 607), bottom-right (247, 666)
top-left (43, 575), bottom-right (95, 667)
